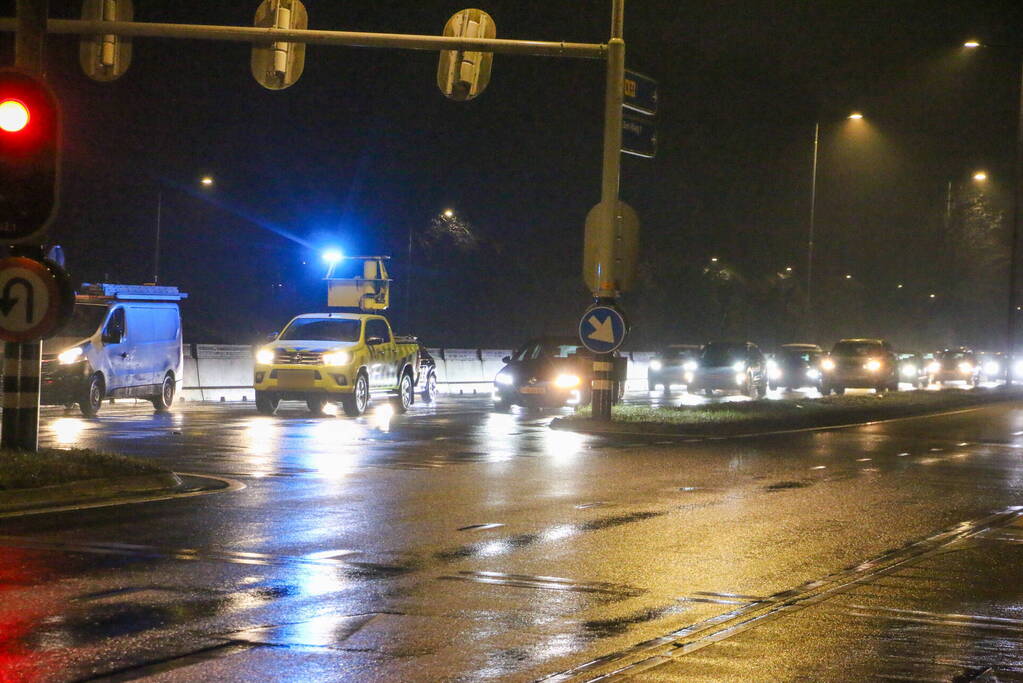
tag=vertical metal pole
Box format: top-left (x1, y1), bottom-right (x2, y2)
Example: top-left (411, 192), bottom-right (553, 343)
top-left (592, 0), bottom-right (625, 421)
top-left (4, 0), bottom-right (48, 451)
top-left (805, 121), bottom-right (819, 339)
top-left (153, 190), bottom-right (162, 284)
top-left (1006, 57), bottom-right (1023, 387)
top-left (405, 225), bottom-right (413, 332)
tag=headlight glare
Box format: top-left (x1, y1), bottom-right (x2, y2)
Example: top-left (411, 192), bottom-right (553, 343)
top-left (821, 358), bottom-right (835, 371)
top-left (928, 361), bottom-right (941, 374)
top-left (864, 359), bottom-right (882, 372)
top-left (555, 374), bottom-right (581, 389)
top-left (958, 361), bottom-right (974, 374)
top-left (495, 371), bottom-right (514, 386)
top-left (58, 347), bottom-right (84, 364)
top-left (901, 363), bottom-right (917, 376)
top-left (322, 351), bottom-right (351, 366)
top-left (984, 360), bottom-right (1000, 376)
top-left (732, 361), bottom-right (746, 372)
top-left (649, 359), bottom-right (662, 371)
top-left (256, 348), bottom-right (274, 365)
top-left (683, 360), bottom-right (698, 371)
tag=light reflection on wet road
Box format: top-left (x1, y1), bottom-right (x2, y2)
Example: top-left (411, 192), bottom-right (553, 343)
top-left (1, 394), bottom-right (1022, 681)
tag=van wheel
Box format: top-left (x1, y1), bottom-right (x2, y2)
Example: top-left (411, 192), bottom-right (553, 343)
top-left (255, 391), bottom-right (279, 415)
top-left (342, 373), bottom-right (369, 417)
top-left (151, 373), bottom-right (175, 412)
top-left (306, 396), bottom-right (328, 416)
top-left (833, 386), bottom-right (845, 396)
top-left (80, 374), bottom-right (104, 417)
top-left (421, 371), bottom-right (437, 403)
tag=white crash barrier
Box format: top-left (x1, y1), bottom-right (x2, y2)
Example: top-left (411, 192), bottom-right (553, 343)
top-left (178, 345), bottom-right (653, 402)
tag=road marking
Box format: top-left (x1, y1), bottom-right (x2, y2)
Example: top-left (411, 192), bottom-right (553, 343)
top-left (541, 505), bottom-right (1023, 682)
top-left (0, 473), bottom-right (245, 519)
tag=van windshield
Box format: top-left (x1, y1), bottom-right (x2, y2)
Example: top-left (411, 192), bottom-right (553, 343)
top-left (63, 304), bottom-right (109, 338)
top-left (280, 318), bottom-right (361, 342)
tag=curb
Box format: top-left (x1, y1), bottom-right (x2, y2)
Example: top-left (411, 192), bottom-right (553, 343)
top-left (0, 472), bottom-right (182, 513)
top-left (550, 392), bottom-right (1023, 440)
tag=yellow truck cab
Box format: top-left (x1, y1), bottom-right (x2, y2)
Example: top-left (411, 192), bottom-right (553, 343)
top-left (254, 312), bottom-right (420, 416)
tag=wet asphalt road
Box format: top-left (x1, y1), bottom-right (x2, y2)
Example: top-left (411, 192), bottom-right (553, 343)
top-left (2, 391), bottom-right (1023, 681)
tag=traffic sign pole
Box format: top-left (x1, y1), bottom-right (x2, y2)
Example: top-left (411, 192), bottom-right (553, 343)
top-left (591, 0), bottom-right (626, 421)
top-left (7, 0), bottom-right (48, 451)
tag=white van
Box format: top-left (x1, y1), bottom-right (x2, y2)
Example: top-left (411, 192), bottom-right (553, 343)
top-left (42, 284), bottom-right (188, 416)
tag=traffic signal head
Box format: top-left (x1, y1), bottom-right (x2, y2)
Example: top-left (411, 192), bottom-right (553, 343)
top-left (0, 69), bottom-right (60, 243)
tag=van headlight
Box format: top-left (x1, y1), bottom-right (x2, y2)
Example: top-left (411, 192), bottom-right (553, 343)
top-left (864, 359), bottom-right (882, 372)
top-left (901, 363), bottom-right (917, 376)
top-left (807, 368), bottom-right (821, 380)
top-left (495, 371), bottom-right (514, 385)
top-left (256, 348), bottom-right (275, 365)
top-left (958, 361), bottom-right (974, 374)
top-left (649, 359), bottom-right (662, 371)
top-left (984, 360), bottom-right (1000, 376)
top-left (322, 351), bottom-right (351, 366)
top-left (58, 347), bottom-right (84, 364)
top-left (555, 374), bottom-right (581, 389)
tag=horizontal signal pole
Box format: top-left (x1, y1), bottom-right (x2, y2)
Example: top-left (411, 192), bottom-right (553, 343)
top-left (0, 18), bottom-right (607, 59)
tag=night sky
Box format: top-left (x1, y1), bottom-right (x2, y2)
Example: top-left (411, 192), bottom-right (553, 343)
top-left (3, 1), bottom-right (1023, 350)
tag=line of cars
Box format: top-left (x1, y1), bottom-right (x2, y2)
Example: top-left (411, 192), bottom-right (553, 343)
top-left (647, 339), bottom-right (1010, 398)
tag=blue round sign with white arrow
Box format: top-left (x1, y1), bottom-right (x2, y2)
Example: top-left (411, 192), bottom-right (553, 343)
top-left (578, 305), bottom-right (628, 354)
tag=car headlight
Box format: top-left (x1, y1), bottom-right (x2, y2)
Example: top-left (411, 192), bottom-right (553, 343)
top-left (58, 347), bottom-right (84, 364)
top-left (984, 361), bottom-right (1000, 376)
top-left (807, 368), bottom-right (821, 380)
top-left (821, 358), bottom-right (835, 371)
top-left (322, 351), bottom-right (351, 366)
top-left (901, 363), bottom-right (917, 376)
top-left (256, 348), bottom-right (275, 365)
top-left (928, 361), bottom-right (941, 374)
top-left (1015, 360), bottom-right (1023, 377)
top-left (958, 361), bottom-right (974, 374)
top-left (555, 374), bottom-right (581, 389)
top-left (684, 371), bottom-right (694, 383)
top-left (864, 359), bottom-right (882, 372)
top-left (683, 360), bottom-right (698, 371)
top-left (649, 359), bottom-right (663, 371)
top-left (495, 371), bottom-right (514, 385)
top-left (732, 361), bottom-right (746, 372)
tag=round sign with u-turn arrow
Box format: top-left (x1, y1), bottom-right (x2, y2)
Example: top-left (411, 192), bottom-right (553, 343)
top-left (579, 304), bottom-right (628, 354)
top-left (0, 256), bottom-right (74, 342)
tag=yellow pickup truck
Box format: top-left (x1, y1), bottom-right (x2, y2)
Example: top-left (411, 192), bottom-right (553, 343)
top-left (253, 312), bottom-right (420, 416)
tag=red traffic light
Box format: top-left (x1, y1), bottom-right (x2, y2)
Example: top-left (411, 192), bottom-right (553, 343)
top-left (0, 100), bottom-right (30, 133)
top-left (0, 69), bottom-right (61, 243)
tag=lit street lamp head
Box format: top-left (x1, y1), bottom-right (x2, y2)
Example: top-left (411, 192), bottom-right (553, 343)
top-left (847, 112), bottom-right (864, 120)
top-left (963, 40), bottom-right (981, 48)
top-left (200, 176), bottom-right (214, 187)
top-left (973, 171), bottom-right (988, 182)
top-left (443, 209), bottom-right (454, 218)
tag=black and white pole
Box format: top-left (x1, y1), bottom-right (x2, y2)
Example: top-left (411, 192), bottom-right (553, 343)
top-left (4, 0), bottom-right (48, 451)
top-left (2, 341), bottom-right (40, 450)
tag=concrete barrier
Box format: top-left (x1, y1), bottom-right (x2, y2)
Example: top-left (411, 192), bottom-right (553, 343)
top-left (179, 344), bottom-right (655, 402)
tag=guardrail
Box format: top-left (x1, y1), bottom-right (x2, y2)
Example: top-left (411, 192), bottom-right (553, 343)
top-left (179, 345), bottom-right (656, 402)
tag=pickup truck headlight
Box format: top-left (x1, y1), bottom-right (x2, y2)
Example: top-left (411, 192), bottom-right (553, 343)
top-left (555, 374), bottom-right (580, 389)
top-left (256, 348), bottom-right (275, 365)
top-left (58, 347), bottom-right (84, 364)
top-left (958, 361), bottom-right (974, 374)
top-left (864, 359), bottom-right (882, 372)
top-left (322, 351), bottom-right (350, 366)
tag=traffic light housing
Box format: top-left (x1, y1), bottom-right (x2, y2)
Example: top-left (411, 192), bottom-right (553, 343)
top-left (0, 69), bottom-right (60, 243)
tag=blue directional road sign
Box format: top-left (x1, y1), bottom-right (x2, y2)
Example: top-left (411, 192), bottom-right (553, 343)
top-left (622, 111), bottom-right (657, 158)
top-left (579, 305), bottom-right (628, 354)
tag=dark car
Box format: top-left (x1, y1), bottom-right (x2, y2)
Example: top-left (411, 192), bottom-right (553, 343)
top-left (926, 347), bottom-right (980, 387)
top-left (688, 341), bottom-right (768, 398)
top-left (820, 338), bottom-right (899, 395)
top-left (767, 343), bottom-right (824, 391)
top-left (897, 352), bottom-right (928, 389)
top-left (492, 336), bottom-right (625, 410)
top-left (647, 344), bottom-right (701, 392)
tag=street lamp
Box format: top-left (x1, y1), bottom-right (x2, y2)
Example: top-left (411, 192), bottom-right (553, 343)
top-left (973, 170), bottom-right (988, 182)
top-left (154, 175), bottom-right (215, 284)
top-left (806, 112), bottom-right (865, 337)
top-left (962, 40), bottom-right (1023, 383)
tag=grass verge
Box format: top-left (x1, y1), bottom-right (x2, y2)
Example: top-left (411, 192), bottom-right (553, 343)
top-left (554, 387), bottom-right (1023, 436)
top-left (0, 448), bottom-right (166, 492)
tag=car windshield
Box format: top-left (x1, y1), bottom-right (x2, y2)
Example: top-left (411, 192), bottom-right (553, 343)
top-left (62, 304), bottom-right (109, 338)
top-left (832, 342), bottom-right (880, 356)
top-left (938, 351), bottom-right (971, 360)
top-left (280, 318), bottom-right (361, 342)
top-left (701, 343), bottom-right (745, 366)
top-left (781, 349), bottom-right (814, 362)
top-left (545, 343), bottom-right (586, 358)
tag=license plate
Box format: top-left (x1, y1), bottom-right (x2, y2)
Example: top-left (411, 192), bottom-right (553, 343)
top-left (520, 386), bottom-right (546, 395)
top-left (277, 369), bottom-right (315, 389)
